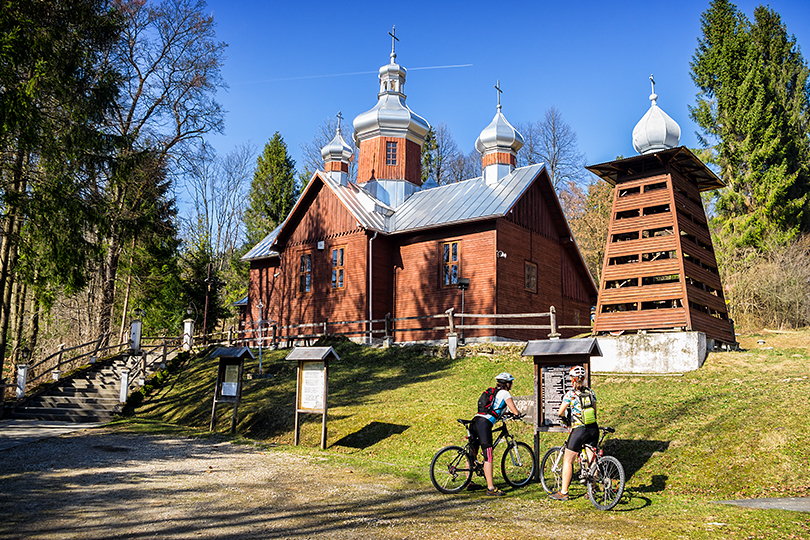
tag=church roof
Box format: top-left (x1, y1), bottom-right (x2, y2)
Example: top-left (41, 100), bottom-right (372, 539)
top-left (242, 163), bottom-right (546, 260)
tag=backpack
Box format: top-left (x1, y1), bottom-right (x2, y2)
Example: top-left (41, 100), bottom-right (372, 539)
top-left (477, 387), bottom-right (499, 416)
top-left (578, 389), bottom-right (597, 425)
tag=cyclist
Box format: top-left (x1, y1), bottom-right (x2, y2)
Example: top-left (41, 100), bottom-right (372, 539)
top-left (469, 372), bottom-right (521, 496)
top-left (549, 365), bottom-right (599, 501)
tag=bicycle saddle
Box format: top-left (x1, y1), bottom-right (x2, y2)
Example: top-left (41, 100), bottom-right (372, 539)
top-left (457, 418), bottom-right (472, 426)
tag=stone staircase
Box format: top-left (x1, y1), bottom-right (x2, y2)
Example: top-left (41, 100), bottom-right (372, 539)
top-left (8, 357), bottom-right (128, 422)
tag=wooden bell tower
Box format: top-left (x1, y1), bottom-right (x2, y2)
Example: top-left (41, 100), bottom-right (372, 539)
top-left (587, 147), bottom-right (735, 345)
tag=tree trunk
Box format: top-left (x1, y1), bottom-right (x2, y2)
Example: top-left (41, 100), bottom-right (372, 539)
top-left (98, 236), bottom-right (121, 345)
top-left (26, 274), bottom-right (40, 357)
top-left (118, 236), bottom-right (136, 343)
top-left (11, 279), bottom-right (27, 361)
top-left (0, 147), bottom-right (26, 377)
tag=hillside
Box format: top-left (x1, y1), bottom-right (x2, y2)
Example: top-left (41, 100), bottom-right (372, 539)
top-left (126, 330), bottom-right (810, 538)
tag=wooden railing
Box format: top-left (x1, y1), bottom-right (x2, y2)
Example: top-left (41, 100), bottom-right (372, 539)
top-left (193, 305), bottom-right (592, 349)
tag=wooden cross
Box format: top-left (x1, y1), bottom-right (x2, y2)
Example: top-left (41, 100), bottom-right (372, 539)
top-left (495, 80), bottom-right (503, 110)
top-left (389, 25), bottom-right (399, 57)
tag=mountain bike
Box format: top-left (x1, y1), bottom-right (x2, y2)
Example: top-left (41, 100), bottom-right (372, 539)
top-left (429, 412), bottom-right (535, 494)
top-left (539, 426), bottom-right (625, 510)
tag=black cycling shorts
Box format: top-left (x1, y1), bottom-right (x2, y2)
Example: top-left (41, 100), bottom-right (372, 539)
top-left (568, 424), bottom-right (599, 453)
top-left (470, 416), bottom-right (494, 460)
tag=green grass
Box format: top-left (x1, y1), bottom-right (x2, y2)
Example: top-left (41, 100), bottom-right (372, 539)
top-left (126, 333), bottom-right (810, 538)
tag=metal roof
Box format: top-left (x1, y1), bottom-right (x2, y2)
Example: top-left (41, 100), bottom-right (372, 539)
top-left (285, 346), bottom-right (341, 362)
top-left (586, 146), bottom-right (724, 192)
top-left (232, 296), bottom-right (248, 307)
top-left (521, 338), bottom-right (602, 357)
top-left (391, 164), bottom-right (544, 233)
top-left (209, 346), bottom-right (255, 360)
top-left (241, 225), bottom-right (282, 261)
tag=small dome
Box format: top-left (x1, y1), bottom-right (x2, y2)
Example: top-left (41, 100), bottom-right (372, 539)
top-left (632, 91), bottom-right (681, 154)
top-left (321, 121), bottom-right (353, 163)
top-left (475, 107), bottom-right (524, 155)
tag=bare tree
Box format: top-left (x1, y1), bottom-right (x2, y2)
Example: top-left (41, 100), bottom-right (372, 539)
top-left (92, 0), bottom-right (226, 341)
top-left (517, 107), bottom-right (586, 190)
top-left (183, 142), bottom-right (254, 266)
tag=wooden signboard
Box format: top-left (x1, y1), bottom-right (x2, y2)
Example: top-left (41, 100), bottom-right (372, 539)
top-left (209, 347), bottom-right (254, 434)
top-left (287, 347), bottom-right (340, 450)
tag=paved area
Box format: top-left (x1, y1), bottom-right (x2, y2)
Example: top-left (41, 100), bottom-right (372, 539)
top-left (717, 497), bottom-right (810, 513)
top-left (0, 419), bottom-right (101, 451)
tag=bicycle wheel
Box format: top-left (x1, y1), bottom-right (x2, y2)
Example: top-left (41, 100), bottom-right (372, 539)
top-left (587, 455), bottom-right (625, 510)
top-left (539, 446), bottom-right (564, 494)
top-left (430, 445), bottom-right (473, 494)
top-left (501, 441), bottom-right (535, 487)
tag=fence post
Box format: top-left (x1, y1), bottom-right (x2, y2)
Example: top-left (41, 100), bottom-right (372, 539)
top-left (383, 313), bottom-right (394, 347)
top-left (161, 340), bottom-right (167, 369)
top-left (445, 308), bottom-right (458, 359)
top-left (15, 364), bottom-right (29, 399)
top-left (55, 343), bottom-right (66, 370)
top-left (323, 321), bottom-right (328, 338)
top-left (90, 334), bottom-right (104, 364)
top-left (227, 327), bottom-right (234, 346)
top-left (119, 368), bottom-right (130, 403)
top-left (271, 324), bottom-right (278, 350)
top-left (548, 306), bottom-right (561, 339)
top-left (182, 318), bottom-right (195, 351)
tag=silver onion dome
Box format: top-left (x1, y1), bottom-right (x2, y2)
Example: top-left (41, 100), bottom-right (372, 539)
top-left (352, 54), bottom-right (430, 144)
top-left (632, 76), bottom-right (681, 154)
top-left (475, 106), bottom-right (524, 155)
top-left (321, 117), bottom-right (353, 163)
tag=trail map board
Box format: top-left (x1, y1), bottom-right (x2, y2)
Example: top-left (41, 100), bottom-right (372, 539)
top-left (541, 365), bottom-right (573, 429)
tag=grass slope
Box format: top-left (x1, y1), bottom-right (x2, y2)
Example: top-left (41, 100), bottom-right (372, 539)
top-left (126, 331), bottom-right (810, 538)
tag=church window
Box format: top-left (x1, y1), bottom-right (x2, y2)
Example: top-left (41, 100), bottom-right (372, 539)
top-left (442, 241), bottom-right (460, 287)
top-left (299, 253), bottom-right (312, 293)
top-left (386, 141), bottom-right (398, 165)
top-left (524, 261), bottom-right (538, 293)
top-left (331, 247), bottom-right (345, 289)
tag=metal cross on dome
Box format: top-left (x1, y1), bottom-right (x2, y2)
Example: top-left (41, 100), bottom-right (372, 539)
top-left (389, 25), bottom-right (399, 60)
top-left (336, 111), bottom-right (343, 133)
top-left (649, 74), bottom-right (656, 94)
top-left (495, 80), bottom-right (503, 110)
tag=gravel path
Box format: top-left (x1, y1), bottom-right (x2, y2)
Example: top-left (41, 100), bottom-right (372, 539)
top-left (0, 426), bottom-right (584, 539)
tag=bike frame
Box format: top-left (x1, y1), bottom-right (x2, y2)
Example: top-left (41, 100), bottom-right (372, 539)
top-left (550, 427), bottom-right (610, 475)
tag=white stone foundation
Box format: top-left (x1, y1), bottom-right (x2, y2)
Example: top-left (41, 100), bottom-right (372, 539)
top-left (593, 331), bottom-right (708, 373)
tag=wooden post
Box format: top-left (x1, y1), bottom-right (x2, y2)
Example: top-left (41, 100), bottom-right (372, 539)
top-left (227, 327), bottom-right (233, 346)
top-left (446, 307), bottom-right (455, 334)
top-left (533, 361), bottom-right (540, 481)
top-left (272, 324), bottom-right (278, 350)
top-left (55, 343), bottom-right (66, 370)
top-left (321, 362), bottom-right (329, 450)
top-left (548, 306), bottom-right (561, 339)
top-left (323, 321), bottom-right (328, 338)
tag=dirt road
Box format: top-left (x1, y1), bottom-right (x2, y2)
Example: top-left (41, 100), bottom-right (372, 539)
top-left (0, 427), bottom-right (585, 539)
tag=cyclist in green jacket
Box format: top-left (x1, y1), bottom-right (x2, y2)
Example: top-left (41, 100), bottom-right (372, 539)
top-left (550, 365), bottom-right (599, 501)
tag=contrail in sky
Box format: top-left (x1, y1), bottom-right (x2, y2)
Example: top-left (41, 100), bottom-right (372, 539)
top-left (237, 64), bottom-right (473, 85)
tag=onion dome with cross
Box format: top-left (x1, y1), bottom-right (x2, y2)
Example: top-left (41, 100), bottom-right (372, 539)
top-left (632, 75), bottom-right (681, 154)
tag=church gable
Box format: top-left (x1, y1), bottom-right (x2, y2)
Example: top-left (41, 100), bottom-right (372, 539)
top-left (279, 176), bottom-right (361, 248)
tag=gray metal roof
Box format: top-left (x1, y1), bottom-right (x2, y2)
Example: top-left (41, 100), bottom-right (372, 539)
top-left (391, 164), bottom-right (544, 233)
top-left (241, 225), bottom-right (282, 261)
top-left (243, 163), bottom-right (550, 258)
top-left (285, 346), bottom-right (341, 362)
top-left (521, 338), bottom-right (602, 357)
top-left (209, 346), bottom-right (255, 360)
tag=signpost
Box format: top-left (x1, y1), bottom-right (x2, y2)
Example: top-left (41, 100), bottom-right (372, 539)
top-left (209, 347), bottom-right (254, 434)
top-left (286, 346), bottom-right (340, 450)
top-left (521, 338), bottom-right (602, 478)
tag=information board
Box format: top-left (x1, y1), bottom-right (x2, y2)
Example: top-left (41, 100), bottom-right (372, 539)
top-left (298, 361), bottom-right (325, 411)
top-left (541, 365), bottom-right (573, 428)
top-left (221, 364), bottom-right (239, 397)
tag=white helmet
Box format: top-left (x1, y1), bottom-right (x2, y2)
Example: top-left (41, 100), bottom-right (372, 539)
top-left (569, 366), bottom-right (586, 379)
top-left (495, 372), bottom-right (515, 382)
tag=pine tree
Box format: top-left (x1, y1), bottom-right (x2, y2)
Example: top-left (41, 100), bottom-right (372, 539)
top-left (245, 133), bottom-right (298, 244)
top-left (691, 0), bottom-right (810, 250)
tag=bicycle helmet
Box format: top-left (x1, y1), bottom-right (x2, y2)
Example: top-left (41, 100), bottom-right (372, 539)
top-left (569, 366), bottom-right (586, 379)
top-left (495, 372), bottom-right (515, 382)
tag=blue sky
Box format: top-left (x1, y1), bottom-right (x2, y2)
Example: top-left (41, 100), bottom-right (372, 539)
top-left (203, 0), bottom-right (810, 173)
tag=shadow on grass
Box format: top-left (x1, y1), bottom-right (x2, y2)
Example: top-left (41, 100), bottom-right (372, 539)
top-left (604, 439), bottom-right (670, 483)
top-left (332, 421), bottom-right (410, 449)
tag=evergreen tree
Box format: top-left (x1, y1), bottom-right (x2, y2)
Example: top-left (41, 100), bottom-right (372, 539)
top-left (245, 132), bottom-right (298, 244)
top-left (691, 0), bottom-right (810, 250)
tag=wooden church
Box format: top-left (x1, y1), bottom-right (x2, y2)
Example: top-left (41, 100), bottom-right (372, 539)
top-left (588, 78), bottom-right (735, 345)
top-left (242, 42), bottom-right (597, 343)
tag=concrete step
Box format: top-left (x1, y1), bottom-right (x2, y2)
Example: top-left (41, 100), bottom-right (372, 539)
top-left (26, 396), bottom-right (120, 408)
top-left (46, 387), bottom-right (119, 399)
top-left (11, 407), bottom-right (117, 422)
